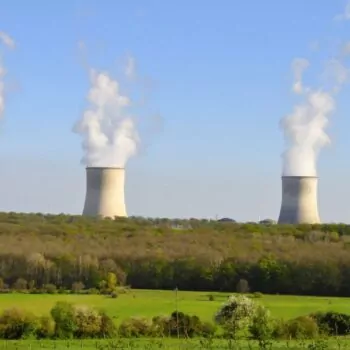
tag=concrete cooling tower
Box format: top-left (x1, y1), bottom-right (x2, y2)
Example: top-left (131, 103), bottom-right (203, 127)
top-left (82, 167), bottom-right (127, 218)
top-left (277, 176), bottom-right (320, 224)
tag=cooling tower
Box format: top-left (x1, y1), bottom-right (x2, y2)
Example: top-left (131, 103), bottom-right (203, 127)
top-left (82, 167), bottom-right (127, 218)
top-left (277, 176), bottom-right (320, 224)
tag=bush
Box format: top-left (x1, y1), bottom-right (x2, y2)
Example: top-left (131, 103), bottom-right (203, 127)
top-left (119, 317), bottom-right (154, 337)
top-left (110, 291), bottom-right (118, 299)
top-left (156, 311), bottom-right (215, 338)
top-left (310, 311), bottom-right (350, 335)
top-left (280, 316), bottom-right (319, 339)
top-left (42, 284), bottom-right (57, 294)
top-left (71, 282), bottom-right (85, 293)
top-left (208, 294), bottom-right (215, 301)
top-left (73, 305), bottom-right (102, 338)
top-left (116, 286), bottom-right (130, 294)
top-left (252, 292), bottom-right (263, 299)
top-left (215, 295), bottom-right (257, 338)
top-left (169, 312), bottom-right (202, 338)
top-left (87, 288), bottom-right (99, 295)
top-left (199, 321), bottom-right (217, 338)
top-left (152, 315), bottom-right (171, 336)
top-left (12, 278), bottom-right (27, 291)
top-left (50, 302), bottom-right (77, 339)
top-left (36, 316), bottom-right (55, 339)
top-left (0, 308), bottom-right (38, 339)
top-left (50, 302), bottom-right (115, 339)
top-left (99, 311), bottom-right (116, 338)
top-left (249, 305), bottom-right (274, 342)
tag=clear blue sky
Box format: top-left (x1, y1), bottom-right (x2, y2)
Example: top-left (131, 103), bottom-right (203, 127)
top-left (0, 0), bottom-right (349, 222)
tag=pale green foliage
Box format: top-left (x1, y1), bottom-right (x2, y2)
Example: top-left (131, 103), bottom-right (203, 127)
top-left (107, 272), bottom-right (117, 290)
top-left (119, 317), bottom-right (154, 337)
top-left (214, 295), bottom-right (258, 338)
top-left (249, 304), bottom-right (274, 344)
top-left (73, 305), bottom-right (102, 338)
top-left (0, 308), bottom-right (38, 339)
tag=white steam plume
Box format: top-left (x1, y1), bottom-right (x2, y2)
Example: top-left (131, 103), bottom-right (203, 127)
top-left (292, 58), bottom-right (309, 94)
top-left (281, 88), bottom-right (334, 176)
top-left (323, 59), bottom-right (349, 93)
top-left (73, 67), bottom-right (140, 168)
top-left (0, 31), bottom-right (15, 119)
top-left (0, 32), bottom-right (15, 49)
top-left (280, 54), bottom-right (349, 176)
top-left (125, 55), bottom-right (136, 80)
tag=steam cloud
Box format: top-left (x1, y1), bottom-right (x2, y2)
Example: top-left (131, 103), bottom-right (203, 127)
top-left (73, 65), bottom-right (140, 168)
top-left (281, 56), bottom-right (348, 176)
top-left (0, 31), bottom-right (15, 119)
top-left (292, 58), bottom-right (309, 94)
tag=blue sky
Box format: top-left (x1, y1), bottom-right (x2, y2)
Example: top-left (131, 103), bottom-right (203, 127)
top-left (0, 0), bottom-right (350, 222)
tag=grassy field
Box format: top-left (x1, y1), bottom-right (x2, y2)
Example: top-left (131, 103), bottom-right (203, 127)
top-left (0, 290), bottom-right (348, 323)
top-left (0, 338), bottom-right (349, 349)
top-left (0, 291), bottom-right (350, 348)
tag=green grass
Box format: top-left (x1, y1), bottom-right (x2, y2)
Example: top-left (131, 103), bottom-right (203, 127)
top-left (0, 291), bottom-right (349, 348)
top-left (0, 338), bottom-right (349, 349)
top-left (0, 290), bottom-right (348, 323)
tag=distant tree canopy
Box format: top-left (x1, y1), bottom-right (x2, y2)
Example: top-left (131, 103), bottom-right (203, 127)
top-left (0, 212), bottom-right (348, 296)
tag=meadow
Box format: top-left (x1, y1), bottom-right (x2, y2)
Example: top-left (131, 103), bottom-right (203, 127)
top-left (1, 338), bottom-right (350, 349)
top-left (0, 290), bottom-right (349, 348)
top-left (0, 290), bottom-right (348, 323)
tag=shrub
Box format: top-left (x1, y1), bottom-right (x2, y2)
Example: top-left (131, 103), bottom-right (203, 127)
top-left (50, 302), bottom-right (77, 339)
top-left (110, 291), bottom-right (118, 299)
top-left (99, 311), bottom-right (116, 338)
top-left (208, 294), bottom-right (215, 301)
top-left (42, 284), bottom-right (57, 294)
top-left (272, 318), bottom-right (288, 339)
top-left (199, 321), bottom-right (217, 338)
top-left (310, 311), bottom-right (350, 335)
top-left (87, 288), bottom-right (99, 295)
top-left (119, 317), bottom-right (154, 337)
top-left (0, 308), bottom-right (38, 339)
top-left (73, 305), bottom-right (102, 338)
top-left (152, 315), bottom-right (171, 336)
top-left (252, 292), bottom-right (263, 299)
top-left (36, 316), bottom-right (55, 339)
top-left (249, 305), bottom-right (274, 342)
top-left (215, 295), bottom-right (257, 338)
top-left (50, 302), bottom-right (115, 339)
top-left (283, 316), bottom-right (319, 339)
top-left (116, 286), bottom-right (129, 294)
top-left (71, 282), bottom-right (85, 293)
top-left (107, 272), bottom-right (117, 289)
top-left (12, 278), bottom-right (27, 291)
top-left (160, 311), bottom-right (215, 338)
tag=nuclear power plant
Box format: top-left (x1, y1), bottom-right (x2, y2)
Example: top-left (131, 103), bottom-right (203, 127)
top-left (82, 167), bottom-right (127, 218)
top-left (277, 176), bottom-right (320, 224)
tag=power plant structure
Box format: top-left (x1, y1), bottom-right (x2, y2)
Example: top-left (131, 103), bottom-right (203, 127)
top-left (277, 176), bottom-right (320, 224)
top-left (82, 167), bottom-right (127, 218)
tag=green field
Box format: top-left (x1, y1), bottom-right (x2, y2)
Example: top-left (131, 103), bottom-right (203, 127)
top-left (0, 290), bottom-right (348, 322)
top-left (0, 290), bottom-right (349, 348)
top-left (0, 338), bottom-right (349, 349)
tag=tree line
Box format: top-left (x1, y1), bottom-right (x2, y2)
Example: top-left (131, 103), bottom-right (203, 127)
top-left (0, 212), bottom-right (349, 296)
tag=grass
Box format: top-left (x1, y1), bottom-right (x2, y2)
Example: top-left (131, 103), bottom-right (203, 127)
top-left (0, 291), bottom-right (350, 348)
top-left (0, 290), bottom-right (347, 323)
top-left (0, 338), bottom-right (349, 349)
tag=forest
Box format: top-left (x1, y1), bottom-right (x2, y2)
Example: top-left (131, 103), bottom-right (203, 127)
top-left (0, 212), bottom-right (349, 296)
